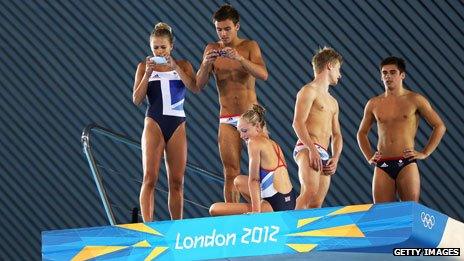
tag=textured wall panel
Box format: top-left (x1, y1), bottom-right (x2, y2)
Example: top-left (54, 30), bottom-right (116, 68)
top-left (0, 0), bottom-right (463, 259)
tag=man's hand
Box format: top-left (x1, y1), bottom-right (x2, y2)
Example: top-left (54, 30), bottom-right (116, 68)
top-left (323, 156), bottom-right (339, 176)
top-left (403, 148), bottom-right (427, 160)
top-left (202, 50), bottom-right (219, 66)
top-left (221, 47), bottom-right (244, 61)
top-left (368, 151), bottom-right (382, 165)
top-left (308, 145), bottom-right (322, 171)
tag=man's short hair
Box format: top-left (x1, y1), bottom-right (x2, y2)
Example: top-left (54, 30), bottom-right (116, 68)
top-left (312, 47), bottom-right (343, 74)
top-left (380, 56), bottom-right (406, 73)
top-left (213, 4), bottom-right (240, 24)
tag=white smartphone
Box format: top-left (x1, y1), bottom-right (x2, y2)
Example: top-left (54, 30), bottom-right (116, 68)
top-left (150, 56), bottom-right (167, 64)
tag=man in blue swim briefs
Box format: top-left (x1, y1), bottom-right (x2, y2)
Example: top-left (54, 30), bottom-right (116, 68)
top-left (292, 47), bottom-right (344, 209)
top-left (357, 57), bottom-right (446, 203)
top-left (196, 4), bottom-right (268, 203)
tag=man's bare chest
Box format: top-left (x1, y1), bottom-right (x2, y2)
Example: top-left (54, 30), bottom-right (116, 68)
top-left (374, 100), bottom-right (417, 123)
top-left (312, 97), bottom-right (335, 115)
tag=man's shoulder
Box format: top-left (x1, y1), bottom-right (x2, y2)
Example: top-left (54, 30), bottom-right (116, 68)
top-left (406, 90), bottom-right (429, 105)
top-left (365, 94), bottom-right (384, 109)
top-left (405, 90), bottom-right (424, 99)
top-left (242, 39), bottom-right (258, 45)
top-left (301, 82), bottom-right (317, 90)
top-left (296, 85), bottom-right (318, 103)
top-left (238, 39), bottom-right (260, 49)
top-left (369, 93), bottom-right (384, 102)
top-left (299, 83), bottom-right (318, 94)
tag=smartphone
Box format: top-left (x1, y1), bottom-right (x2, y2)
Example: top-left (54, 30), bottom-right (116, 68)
top-left (150, 56), bottom-right (167, 64)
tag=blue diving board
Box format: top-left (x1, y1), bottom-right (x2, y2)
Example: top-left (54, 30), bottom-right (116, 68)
top-left (42, 202), bottom-right (464, 260)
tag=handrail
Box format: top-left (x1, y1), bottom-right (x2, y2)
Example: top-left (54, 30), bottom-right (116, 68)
top-left (81, 123), bottom-right (223, 225)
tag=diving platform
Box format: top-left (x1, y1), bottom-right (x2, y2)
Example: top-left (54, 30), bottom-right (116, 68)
top-left (42, 202), bottom-right (463, 260)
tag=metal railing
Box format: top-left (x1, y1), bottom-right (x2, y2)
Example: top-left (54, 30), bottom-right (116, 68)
top-left (81, 123), bottom-right (223, 225)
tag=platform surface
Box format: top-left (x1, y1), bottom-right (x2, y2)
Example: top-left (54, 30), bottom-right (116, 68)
top-left (42, 202), bottom-right (463, 260)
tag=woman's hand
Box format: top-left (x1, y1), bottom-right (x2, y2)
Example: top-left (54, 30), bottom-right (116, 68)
top-left (145, 56), bottom-right (155, 76)
top-left (165, 54), bottom-right (179, 70)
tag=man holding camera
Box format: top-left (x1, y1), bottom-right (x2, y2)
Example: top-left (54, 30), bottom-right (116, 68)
top-left (196, 4), bottom-right (268, 203)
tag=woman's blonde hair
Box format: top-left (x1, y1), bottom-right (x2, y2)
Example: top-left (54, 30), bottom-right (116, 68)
top-left (150, 22), bottom-right (173, 43)
top-left (241, 104), bottom-right (266, 130)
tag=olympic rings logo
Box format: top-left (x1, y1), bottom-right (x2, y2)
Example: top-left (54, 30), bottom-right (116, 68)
top-left (421, 212), bottom-right (435, 229)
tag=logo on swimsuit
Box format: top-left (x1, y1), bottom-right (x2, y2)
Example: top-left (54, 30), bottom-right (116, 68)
top-left (421, 212), bottom-right (435, 229)
top-left (398, 160), bottom-right (404, 167)
top-left (380, 162), bottom-right (388, 168)
top-left (315, 146), bottom-right (329, 161)
top-left (285, 196), bottom-right (291, 202)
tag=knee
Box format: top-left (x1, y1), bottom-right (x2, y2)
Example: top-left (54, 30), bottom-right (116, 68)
top-left (402, 192), bottom-right (420, 202)
top-left (235, 177), bottom-right (249, 194)
top-left (222, 162), bottom-right (240, 177)
top-left (142, 170), bottom-right (158, 189)
top-left (233, 176), bottom-right (244, 187)
top-left (307, 199), bottom-right (323, 208)
top-left (209, 203), bottom-right (220, 216)
top-left (411, 192), bottom-right (420, 202)
top-left (169, 176), bottom-right (184, 192)
top-left (300, 188), bottom-right (318, 200)
top-left (224, 172), bottom-right (239, 184)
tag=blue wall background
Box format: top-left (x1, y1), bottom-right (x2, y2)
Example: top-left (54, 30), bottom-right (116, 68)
top-left (0, 0), bottom-right (463, 259)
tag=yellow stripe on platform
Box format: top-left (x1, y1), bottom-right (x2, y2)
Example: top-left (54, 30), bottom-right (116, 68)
top-left (288, 224), bottom-right (365, 237)
top-left (133, 240), bottom-right (151, 248)
top-left (297, 217), bottom-right (322, 228)
top-left (286, 243), bottom-right (317, 253)
top-left (72, 246), bottom-right (128, 260)
top-left (116, 223), bottom-right (163, 236)
top-left (145, 246), bottom-right (168, 261)
top-left (328, 204), bottom-right (372, 216)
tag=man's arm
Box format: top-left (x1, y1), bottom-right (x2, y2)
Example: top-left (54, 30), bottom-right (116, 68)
top-left (324, 101), bottom-right (343, 175)
top-left (405, 95), bottom-right (446, 159)
top-left (224, 41), bottom-right (268, 80)
top-left (292, 86), bottom-right (321, 171)
top-left (196, 44), bottom-right (217, 91)
top-left (247, 140), bottom-right (262, 213)
top-left (357, 99), bottom-right (377, 163)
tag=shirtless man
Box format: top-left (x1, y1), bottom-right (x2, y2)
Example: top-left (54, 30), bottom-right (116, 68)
top-left (357, 56), bottom-right (446, 203)
top-left (293, 47), bottom-right (343, 209)
top-left (196, 4), bottom-right (268, 202)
